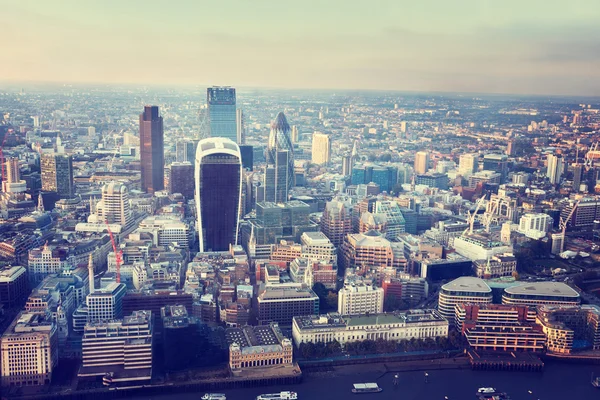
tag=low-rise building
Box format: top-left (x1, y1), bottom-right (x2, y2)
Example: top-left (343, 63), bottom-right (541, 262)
top-left (338, 275), bottom-right (384, 316)
top-left (257, 283), bottom-right (319, 325)
top-left (536, 305), bottom-right (600, 354)
top-left (438, 277), bottom-right (493, 326)
top-left (473, 254), bottom-right (516, 279)
top-left (501, 282), bottom-right (580, 309)
top-left (226, 323), bottom-right (293, 371)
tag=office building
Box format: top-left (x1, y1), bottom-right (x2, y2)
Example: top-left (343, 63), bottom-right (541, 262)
top-left (86, 282), bottom-right (127, 323)
top-left (41, 154), bottom-right (74, 198)
top-left (292, 310), bottom-right (447, 347)
top-left (351, 165), bottom-right (398, 192)
top-left (207, 87), bottom-right (237, 141)
top-left (473, 254), bottom-right (516, 279)
top-left (573, 164), bottom-right (584, 192)
top-left (266, 112), bottom-right (294, 203)
top-left (338, 275), bottom-right (384, 316)
top-left (139, 106), bottom-right (164, 194)
top-left (468, 170), bottom-right (502, 188)
top-left (79, 311), bottom-right (153, 383)
top-left (341, 230), bottom-right (405, 275)
top-left (458, 153), bottom-right (478, 177)
top-left (0, 265), bottom-right (29, 307)
top-left (546, 154), bottom-right (564, 185)
top-left (311, 132), bottom-right (331, 165)
top-left (195, 137), bottom-right (242, 252)
top-left (453, 232), bottom-right (513, 261)
top-left (94, 181), bottom-right (133, 228)
top-left (257, 283), bottom-right (319, 325)
top-left (415, 173), bottom-right (449, 190)
top-left (518, 213), bottom-right (553, 240)
top-left (321, 197), bottom-right (353, 247)
top-left (138, 216), bottom-right (191, 248)
top-left (502, 282), bottom-right (580, 309)
top-left (169, 162), bottom-right (195, 199)
top-left (560, 197), bottom-right (600, 229)
top-left (236, 108), bottom-right (245, 144)
top-left (373, 200), bottom-right (406, 239)
top-left (239, 145), bottom-right (254, 171)
top-left (342, 155), bottom-right (354, 176)
top-left (482, 154), bottom-right (508, 183)
top-left (300, 232), bottom-right (337, 266)
top-left (28, 244), bottom-right (66, 284)
top-left (438, 277), bottom-right (493, 325)
top-left (226, 323), bottom-right (293, 371)
top-left (381, 276), bottom-right (428, 307)
top-left (536, 305), bottom-right (600, 354)
top-left (414, 151), bottom-right (429, 175)
top-left (2, 157), bottom-right (26, 193)
top-left (175, 140), bottom-right (196, 163)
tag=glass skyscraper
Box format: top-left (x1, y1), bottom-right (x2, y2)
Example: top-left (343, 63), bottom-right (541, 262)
top-left (195, 137), bottom-right (242, 252)
top-left (139, 106), bottom-right (164, 194)
top-left (207, 87), bottom-right (237, 142)
top-left (265, 112), bottom-right (294, 203)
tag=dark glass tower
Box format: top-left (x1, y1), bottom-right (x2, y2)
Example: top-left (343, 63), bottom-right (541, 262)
top-left (266, 112), bottom-right (294, 203)
top-left (195, 138), bottom-right (242, 252)
top-left (40, 154), bottom-right (74, 198)
top-left (207, 87), bottom-right (237, 142)
top-left (139, 106), bottom-right (164, 194)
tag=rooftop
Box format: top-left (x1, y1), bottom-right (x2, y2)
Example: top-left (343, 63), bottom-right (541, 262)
top-left (504, 282), bottom-right (580, 298)
top-left (442, 277), bottom-right (492, 293)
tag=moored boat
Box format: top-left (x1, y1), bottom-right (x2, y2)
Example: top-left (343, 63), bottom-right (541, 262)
top-left (352, 383), bottom-right (383, 394)
top-left (256, 391), bottom-right (297, 400)
top-left (201, 394), bottom-right (226, 400)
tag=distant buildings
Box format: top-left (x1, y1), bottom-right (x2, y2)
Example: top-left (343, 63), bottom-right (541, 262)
top-left (311, 132), bottom-right (331, 165)
top-left (416, 173), bottom-right (449, 190)
top-left (338, 276), bottom-right (384, 316)
top-left (195, 137), bottom-right (242, 252)
top-left (41, 154), bottom-right (74, 198)
top-left (458, 153), bottom-right (478, 177)
top-left (207, 87), bottom-right (237, 142)
top-left (139, 106), bottom-right (164, 194)
top-left (482, 154), bottom-right (508, 183)
top-left (546, 154), bottom-right (564, 185)
top-left (438, 277), bottom-right (493, 325)
top-left (414, 151), bottom-right (429, 175)
top-left (292, 310), bottom-right (448, 347)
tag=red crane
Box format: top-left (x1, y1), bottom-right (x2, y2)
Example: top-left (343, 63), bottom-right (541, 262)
top-left (104, 220), bottom-right (122, 283)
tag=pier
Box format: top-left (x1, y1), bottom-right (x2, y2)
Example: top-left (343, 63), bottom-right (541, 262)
top-left (468, 350), bottom-right (544, 372)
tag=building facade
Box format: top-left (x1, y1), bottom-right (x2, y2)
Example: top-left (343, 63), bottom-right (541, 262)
top-left (338, 276), bottom-right (384, 316)
top-left (226, 323), bottom-right (293, 371)
top-left (311, 132), bottom-right (331, 165)
top-left (501, 282), bottom-right (581, 309)
top-left (438, 277), bottom-right (493, 325)
top-left (207, 87), bottom-right (237, 142)
top-left (139, 105), bottom-right (164, 194)
top-left (41, 154), bottom-right (74, 198)
top-left (257, 283), bottom-right (319, 325)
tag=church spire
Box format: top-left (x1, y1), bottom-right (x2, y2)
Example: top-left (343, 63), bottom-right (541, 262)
top-left (37, 192), bottom-right (45, 212)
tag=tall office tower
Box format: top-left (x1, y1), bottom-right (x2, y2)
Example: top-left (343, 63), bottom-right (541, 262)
top-left (414, 151), bottom-right (429, 175)
top-left (483, 154), bottom-right (508, 183)
top-left (239, 145), bottom-right (254, 171)
top-left (236, 108), bottom-right (245, 144)
top-left (506, 139), bottom-right (516, 156)
top-left (2, 157), bottom-right (26, 193)
top-left (546, 154), bottom-right (564, 185)
top-left (207, 87), bottom-right (237, 141)
top-left (86, 282), bottom-right (127, 323)
top-left (266, 112), bottom-right (294, 203)
top-left (321, 197), bottom-right (353, 247)
top-left (41, 154), bottom-right (74, 198)
top-left (400, 121), bottom-right (408, 133)
top-left (342, 155), bottom-right (353, 176)
top-left (95, 182), bottom-right (133, 228)
top-left (573, 164), bottom-right (584, 192)
top-left (311, 132), bottom-right (331, 165)
top-left (139, 106), bottom-right (164, 194)
top-left (459, 153), bottom-right (478, 177)
top-left (291, 125), bottom-right (299, 143)
top-left (195, 137), bottom-right (242, 252)
top-left (168, 162), bottom-right (195, 199)
top-left (175, 140), bottom-right (196, 163)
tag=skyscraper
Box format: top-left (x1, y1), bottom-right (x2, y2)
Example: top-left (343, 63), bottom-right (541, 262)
top-left (95, 182), bottom-right (133, 229)
top-left (414, 151), bottom-right (429, 175)
top-left (266, 112), bottom-right (294, 203)
top-left (459, 153), bottom-right (478, 177)
top-left (175, 140), bottom-right (196, 163)
top-left (311, 132), bottom-right (331, 165)
top-left (573, 163), bottom-right (584, 192)
top-left (195, 137), bottom-right (242, 252)
top-left (483, 154), bottom-right (508, 183)
top-left (41, 154), bottom-right (74, 198)
top-left (207, 87), bottom-right (236, 141)
top-left (139, 106), bottom-right (164, 194)
top-left (291, 125), bottom-right (299, 143)
top-left (236, 108), bottom-right (245, 144)
top-left (547, 154), bottom-right (564, 185)
top-left (169, 162), bottom-right (195, 199)
top-left (2, 157), bottom-right (26, 193)
top-left (342, 155), bottom-right (353, 176)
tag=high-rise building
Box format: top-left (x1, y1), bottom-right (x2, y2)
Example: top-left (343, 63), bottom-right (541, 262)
top-left (342, 155), bottom-right (353, 176)
top-left (207, 87), bottom-right (237, 141)
top-left (239, 145), bottom-right (254, 171)
top-left (338, 275), bottom-right (384, 316)
top-left (41, 154), bottom-right (74, 198)
top-left (266, 112), bottom-right (294, 203)
top-left (86, 282), bottom-right (127, 323)
top-left (0, 265), bottom-right (29, 307)
top-left (573, 164), bottom-right (584, 192)
top-left (482, 154), bottom-right (508, 183)
top-left (458, 153), bottom-right (478, 176)
top-left (311, 132), bottom-right (331, 165)
top-left (236, 108), bottom-right (245, 144)
top-left (2, 157), bottom-right (26, 193)
top-left (94, 181), bottom-right (133, 228)
top-left (169, 162), bottom-right (195, 199)
top-left (175, 140), bottom-right (196, 163)
top-left (195, 137), bottom-right (242, 252)
top-left (546, 154), bottom-right (564, 185)
top-left (321, 197), bottom-right (353, 247)
top-left (291, 125), bottom-right (299, 143)
top-left (414, 151), bottom-right (429, 175)
top-left (139, 106), bottom-right (164, 194)
top-left (0, 311), bottom-right (58, 386)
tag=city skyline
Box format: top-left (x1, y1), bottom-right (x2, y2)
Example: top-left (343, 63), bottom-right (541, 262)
top-left (2, 0), bottom-right (600, 96)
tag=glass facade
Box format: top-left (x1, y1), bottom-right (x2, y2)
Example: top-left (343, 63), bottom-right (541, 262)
top-left (207, 87), bottom-right (237, 142)
top-left (266, 112), bottom-right (294, 203)
top-left (139, 106), bottom-right (164, 194)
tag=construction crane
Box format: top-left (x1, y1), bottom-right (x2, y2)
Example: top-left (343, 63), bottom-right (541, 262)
top-left (463, 196), bottom-right (486, 236)
top-left (104, 220), bottom-right (122, 283)
top-left (557, 199), bottom-right (581, 254)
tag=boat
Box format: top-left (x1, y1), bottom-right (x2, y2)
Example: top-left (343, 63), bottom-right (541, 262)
top-left (475, 388), bottom-right (511, 400)
top-left (592, 376), bottom-right (600, 388)
top-left (256, 392), bottom-right (297, 400)
top-left (201, 394), bottom-right (226, 400)
top-left (352, 383), bottom-right (383, 394)
top-left (477, 388), bottom-right (496, 394)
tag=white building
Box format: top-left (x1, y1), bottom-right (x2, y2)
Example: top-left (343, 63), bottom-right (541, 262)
top-left (292, 310), bottom-right (448, 347)
top-left (0, 311), bottom-right (58, 386)
top-left (518, 213), bottom-right (553, 240)
top-left (300, 232), bottom-right (337, 265)
top-left (502, 282), bottom-right (580, 309)
top-left (89, 181), bottom-right (133, 229)
top-left (438, 277), bottom-right (493, 325)
top-left (28, 244), bottom-right (65, 278)
top-left (311, 132), bottom-right (331, 165)
top-left (414, 151), bottom-right (429, 175)
top-left (458, 153), bottom-right (478, 177)
top-left (546, 154), bottom-right (564, 185)
top-left (86, 282), bottom-right (127, 323)
top-left (338, 276), bottom-right (384, 316)
top-left (138, 215), bottom-right (191, 248)
top-left (453, 232), bottom-right (513, 261)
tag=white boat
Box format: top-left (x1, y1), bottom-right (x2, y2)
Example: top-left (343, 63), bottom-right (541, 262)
top-left (352, 383), bottom-right (383, 394)
top-left (256, 391), bottom-right (297, 400)
top-left (477, 388), bottom-right (496, 394)
top-left (201, 394), bottom-right (226, 400)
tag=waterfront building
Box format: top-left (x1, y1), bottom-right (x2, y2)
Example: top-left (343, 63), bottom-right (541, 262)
top-left (0, 265), bottom-right (29, 307)
top-left (226, 323), bottom-right (293, 371)
top-left (502, 282), bottom-right (580, 309)
top-left (207, 87), bottom-right (237, 142)
top-left (438, 277), bottom-right (492, 326)
top-left (536, 305), bottom-right (600, 354)
top-left (257, 283), bottom-right (319, 325)
top-left (195, 137), bottom-right (242, 252)
top-left (472, 254), bottom-right (517, 279)
top-left (41, 154), bottom-right (74, 198)
top-left (0, 311), bottom-right (57, 386)
top-left (338, 275), bottom-right (384, 316)
top-left (79, 311), bottom-right (153, 383)
top-left (139, 105), bottom-right (164, 194)
top-left (292, 309), bottom-right (448, 347)
top-left (311, 132), bottom-right (331, 165)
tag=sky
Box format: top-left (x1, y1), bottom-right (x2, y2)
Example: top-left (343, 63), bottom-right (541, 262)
top-left (2, 0), bottom-right (600, 96)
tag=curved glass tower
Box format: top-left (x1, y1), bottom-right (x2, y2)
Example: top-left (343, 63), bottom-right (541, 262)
top-left (266, 112), bottom-right (295, 203)
top-left (195, 138), bottom-right (242, 252)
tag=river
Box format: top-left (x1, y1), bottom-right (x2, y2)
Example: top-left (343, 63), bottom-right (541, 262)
top-left (136, 361), bottom-right (598, 400)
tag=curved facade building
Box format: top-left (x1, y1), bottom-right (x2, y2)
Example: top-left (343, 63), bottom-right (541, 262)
top-left (502, 282), bottom-right (580, 308)
top-left (266, 112), bottom-right (294, 203)
top-left (195, 138), bottom-right (242, 252)
top-left (438, 277), bottom-right (492, 326)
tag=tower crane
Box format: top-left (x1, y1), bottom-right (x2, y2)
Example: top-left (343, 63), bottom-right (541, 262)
top-left (105, 220), bottom-right (122, 283)
top-left (463, 196), bottom-right (486, 236)
top-left (557, 200), bottom-right (581, 254)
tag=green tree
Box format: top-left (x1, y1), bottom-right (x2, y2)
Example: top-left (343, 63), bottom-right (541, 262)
top-left (326, 292), bottom-right (338, 310)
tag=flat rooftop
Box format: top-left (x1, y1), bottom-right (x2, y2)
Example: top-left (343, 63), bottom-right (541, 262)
top-left (442, 277), bottom-right (492, 293)
top-left (504, 282), bottom-right (580, 298)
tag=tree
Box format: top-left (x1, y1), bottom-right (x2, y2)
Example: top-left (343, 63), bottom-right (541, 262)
top-left (326, 292), bottom-right (338, 310)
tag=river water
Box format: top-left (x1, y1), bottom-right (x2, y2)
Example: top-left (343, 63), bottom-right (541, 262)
top-left (140, 362), bottom-right (598, 400)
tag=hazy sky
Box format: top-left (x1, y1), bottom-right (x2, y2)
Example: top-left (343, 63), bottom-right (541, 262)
top-left (2, 0), bottom-right (600, 95)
